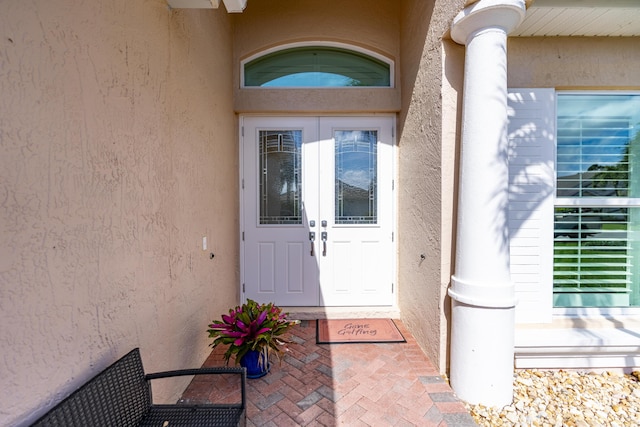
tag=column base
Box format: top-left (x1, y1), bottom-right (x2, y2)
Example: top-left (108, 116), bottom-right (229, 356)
top-left (449, 276), bottom-right (516, 406)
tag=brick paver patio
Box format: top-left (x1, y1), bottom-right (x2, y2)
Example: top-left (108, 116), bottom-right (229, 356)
top-left (183, 319), bottom-right (477, 426)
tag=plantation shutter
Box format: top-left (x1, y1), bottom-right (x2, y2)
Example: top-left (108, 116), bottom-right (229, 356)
top-left (507, 88), bottom-right (556, 323)
top-left (553, 96), bottom-right (640, 308)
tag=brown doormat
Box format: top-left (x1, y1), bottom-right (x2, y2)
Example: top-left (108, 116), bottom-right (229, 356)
top-left (316, 318), bottom-right (406, 344)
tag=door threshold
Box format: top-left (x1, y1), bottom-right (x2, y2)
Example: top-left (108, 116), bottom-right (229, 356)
top-left (283, 306), bottom-right (401, 320)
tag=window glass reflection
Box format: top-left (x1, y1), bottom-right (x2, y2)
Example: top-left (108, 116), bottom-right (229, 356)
top-left (245, 47), bottom-right (391, 87)
top-left (554, 94), bottom-right (640, 307)
top-left (335, 130), bottom-right (377, 225)
top-left (259, 130), bottom-right (302, 224)
top-left (557, 95), bottom-right (640, 198)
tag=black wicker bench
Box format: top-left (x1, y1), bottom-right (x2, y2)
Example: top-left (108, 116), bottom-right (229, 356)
top-left (31, 348), bottom-right (246, 427)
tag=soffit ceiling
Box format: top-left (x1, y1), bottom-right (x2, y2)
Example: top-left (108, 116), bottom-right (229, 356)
top-left (512, 0), bottom-right (640, 37)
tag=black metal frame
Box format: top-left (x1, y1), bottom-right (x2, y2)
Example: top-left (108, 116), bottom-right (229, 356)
top-left (31, 348), bottom-right (246, 427)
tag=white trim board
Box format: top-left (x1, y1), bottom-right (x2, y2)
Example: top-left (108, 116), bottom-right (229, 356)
top-left (515, 323), bottom-right (640, 370)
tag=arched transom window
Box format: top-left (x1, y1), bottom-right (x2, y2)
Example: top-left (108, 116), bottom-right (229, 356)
top-left (242, 44), bottom-right (393, 88)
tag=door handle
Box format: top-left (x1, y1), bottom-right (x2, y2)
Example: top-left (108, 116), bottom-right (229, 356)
top-left (321, 231), bottom-right (327, 256)
top-left (309, 232), bottom-right (316, 256)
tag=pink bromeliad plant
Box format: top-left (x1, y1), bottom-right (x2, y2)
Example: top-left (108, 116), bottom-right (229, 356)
top-left (207, 299), bottom-right (300, 365)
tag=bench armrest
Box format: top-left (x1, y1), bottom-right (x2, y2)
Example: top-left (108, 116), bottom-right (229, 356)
top-left (145, 367), bottom-right (246, 409)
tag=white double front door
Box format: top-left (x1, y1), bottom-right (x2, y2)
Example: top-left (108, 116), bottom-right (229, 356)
top-left (241, 116), bottom-right (395, 306)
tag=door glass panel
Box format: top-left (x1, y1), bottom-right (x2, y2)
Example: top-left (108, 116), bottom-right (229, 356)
top-left (335, 130), bottom-right (377, 224)
top-left (259, 130), bottom-right (302, 224)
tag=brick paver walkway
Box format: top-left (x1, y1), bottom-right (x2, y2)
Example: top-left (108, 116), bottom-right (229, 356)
top-left (185, 319), bottom-right (477, 426)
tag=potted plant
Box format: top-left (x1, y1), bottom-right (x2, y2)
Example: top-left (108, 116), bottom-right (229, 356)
top-left (207, 299), bottom-right (300, 378)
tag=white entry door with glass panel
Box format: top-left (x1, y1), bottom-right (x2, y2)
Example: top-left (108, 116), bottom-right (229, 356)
top-left (241, 116), bottom-right (395, 306)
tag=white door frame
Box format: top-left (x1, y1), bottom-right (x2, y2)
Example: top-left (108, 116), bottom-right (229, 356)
top-left (239, 115), bottom-right (397, 307)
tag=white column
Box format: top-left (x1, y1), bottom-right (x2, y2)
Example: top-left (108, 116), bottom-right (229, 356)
top-left (449, 0), bottom-right (525, 407)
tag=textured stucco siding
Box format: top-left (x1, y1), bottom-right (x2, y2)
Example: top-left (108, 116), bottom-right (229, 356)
top-left (232, 0), bottom-right (401, 113)
top-left (0, 1), bottom-right (237, 425)
top-left (397, 0), bottom-right (465, 374)
top-left (508, 37), bottom-right (640, 89)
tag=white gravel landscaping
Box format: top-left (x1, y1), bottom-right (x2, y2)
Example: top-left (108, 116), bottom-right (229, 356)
top-left (466, 370), bottom-right (640, 426)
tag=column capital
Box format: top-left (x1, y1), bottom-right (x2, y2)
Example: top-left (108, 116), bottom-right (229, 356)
top-left (451, 0), bottom-right (526, 45)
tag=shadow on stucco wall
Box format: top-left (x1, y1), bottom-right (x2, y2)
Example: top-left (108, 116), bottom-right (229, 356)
top-left (396, 0), bottom-right (467, 374)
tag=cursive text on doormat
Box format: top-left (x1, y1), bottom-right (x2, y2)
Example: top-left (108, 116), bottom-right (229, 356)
top-left (316, 318), bottom-right (406, 344)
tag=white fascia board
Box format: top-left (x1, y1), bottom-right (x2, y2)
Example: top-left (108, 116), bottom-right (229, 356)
top-left (223, 0), bottom-right (247, 12)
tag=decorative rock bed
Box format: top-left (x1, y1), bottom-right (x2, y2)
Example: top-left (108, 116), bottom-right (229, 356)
top-left (466, 370), bottom-right (640, 426)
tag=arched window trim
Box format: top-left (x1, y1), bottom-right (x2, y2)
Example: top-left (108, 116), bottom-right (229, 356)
top-left (240, 41), bottom-right (395, 89)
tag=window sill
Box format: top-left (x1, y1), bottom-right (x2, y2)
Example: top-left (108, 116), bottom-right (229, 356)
top-left (515, 313), bottom-right (640, 371)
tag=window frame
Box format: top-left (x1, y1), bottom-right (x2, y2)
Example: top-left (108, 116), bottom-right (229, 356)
top-left (240, 41), bottom-right (395, 89)
top-left (553, 90), bottom-right (640, 316)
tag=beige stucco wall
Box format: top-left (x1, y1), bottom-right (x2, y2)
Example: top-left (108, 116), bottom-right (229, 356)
top-left (508, 37), bottom-right (640, 89)
top-left (0, 1), bottom-right (237, 425)
top-left (397, 0), bottom-right (464, 374)
top-left (232, 0), bottom-right (401, 113)
top-left (439, 39), bottom-right (464, 372)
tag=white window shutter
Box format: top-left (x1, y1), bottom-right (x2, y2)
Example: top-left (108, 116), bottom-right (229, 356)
top-left (508, 89), bottom-right (555, 323)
